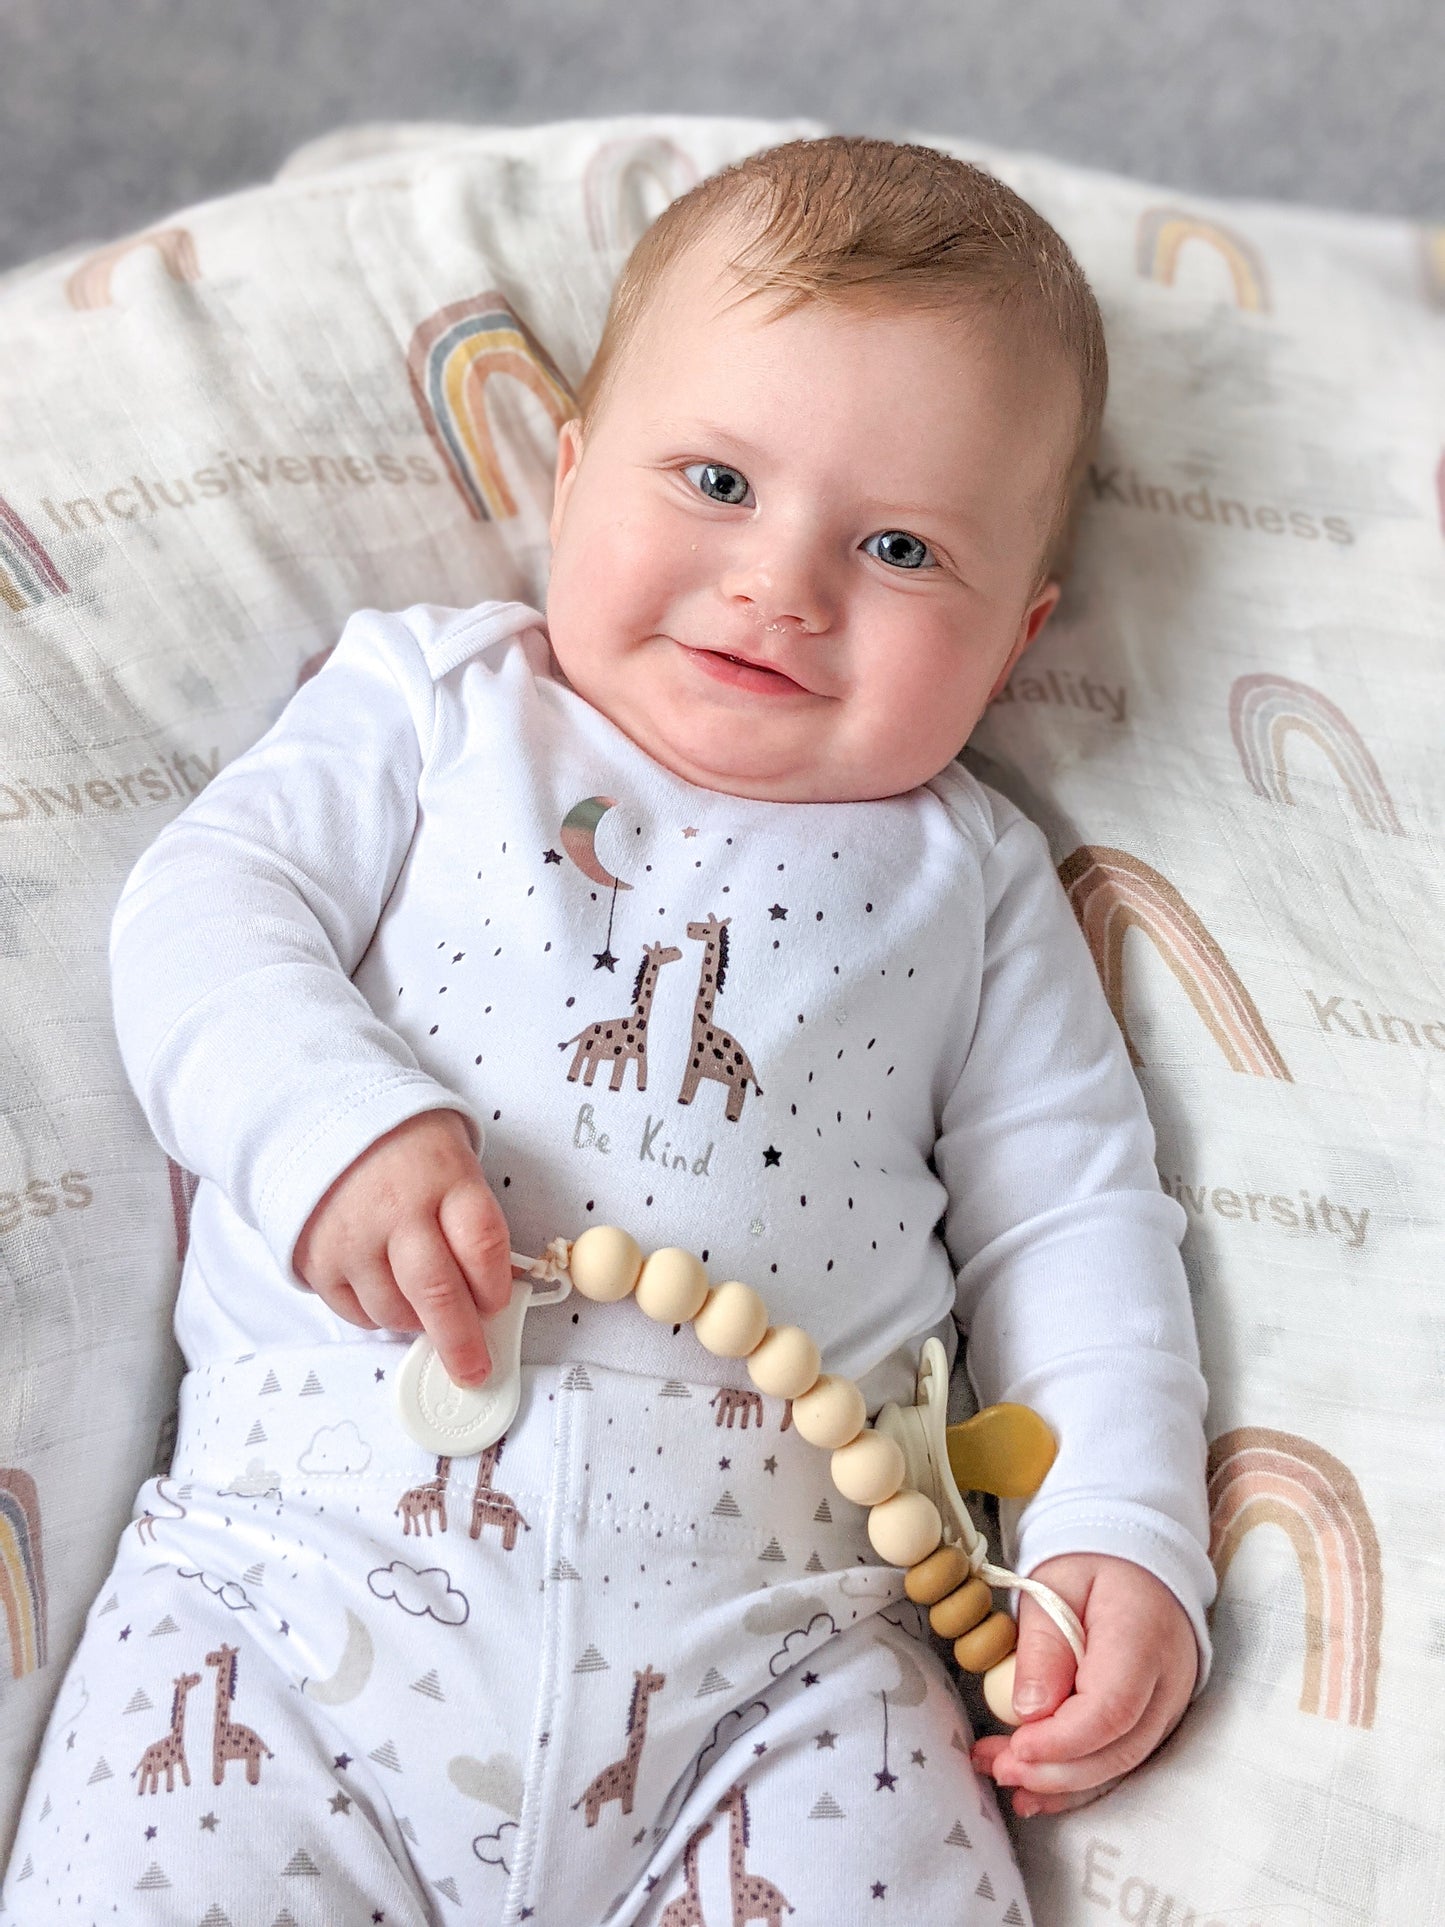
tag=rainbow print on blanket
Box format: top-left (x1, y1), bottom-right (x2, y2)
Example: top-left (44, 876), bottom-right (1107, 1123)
top-left (1060, 846), bottom-right (1291, 1079)
top-left (0, 494), bottom-right (68, 612)
top-left (407, 293), bottom-right (575, 521)
top-left (0, 1468), bottom-right (47, 1679)
top-left (1208, 1428), bottom-right (1382, 1728)
top-left (1136, 206), bottom-right (1270, 312)
top-left (1230, 673), bottom-right (1405, 834)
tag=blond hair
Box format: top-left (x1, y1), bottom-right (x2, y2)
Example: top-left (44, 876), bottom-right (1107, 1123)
top-left (578, 135), bottom-right (1107, 586)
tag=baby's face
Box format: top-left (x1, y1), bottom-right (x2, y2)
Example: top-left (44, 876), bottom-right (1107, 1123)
top-left (546, 232), bottom-right (1073, 803)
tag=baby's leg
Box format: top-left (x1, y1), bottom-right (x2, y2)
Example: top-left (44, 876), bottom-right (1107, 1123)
top-left (3, 1523), bottom-right (435, 1924)
top-left (4, 1344), bottom-right (552, 1924)
top-left (634, 1603), bottom-right (1032, 1926)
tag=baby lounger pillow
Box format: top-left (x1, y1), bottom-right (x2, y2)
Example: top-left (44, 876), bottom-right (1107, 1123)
top-left (0, 112), bottom-right (1442, 1921)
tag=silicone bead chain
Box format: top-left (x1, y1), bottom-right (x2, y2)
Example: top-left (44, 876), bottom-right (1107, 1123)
top-left (564, 1224), bottom-right (1062, 1723)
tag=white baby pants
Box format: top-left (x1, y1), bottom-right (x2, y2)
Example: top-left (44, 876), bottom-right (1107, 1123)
top-left (4, 1341), bottom-right (1031, 1926)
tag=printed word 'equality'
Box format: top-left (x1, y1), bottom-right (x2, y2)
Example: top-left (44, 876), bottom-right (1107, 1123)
top-left (990, 666), bottom-right (1127, 722)
top-left (1082, 1836), bottom-right (1261, 1927)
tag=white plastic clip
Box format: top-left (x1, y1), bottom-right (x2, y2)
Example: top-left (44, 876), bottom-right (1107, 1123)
top-left (394, 1241), bottom-right (572, 1457)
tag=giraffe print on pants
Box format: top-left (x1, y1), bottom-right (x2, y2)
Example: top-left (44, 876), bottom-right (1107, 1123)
top-left (4, 1343), bottom-right (1032, 1924)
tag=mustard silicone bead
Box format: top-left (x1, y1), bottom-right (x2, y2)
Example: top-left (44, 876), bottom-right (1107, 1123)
top-left (791, 1375), bottom-right (867, 1450)
top-left (747, 1326), bottom-right (821, 1401)
top-left (830, 1429), bottom-right (906, 1507)
top-left (867, 1488), bottom-right (943, 1568)
top-left (693, 1281), bottom-right (769, 1357)
top-left (904, 1543), bottom-right (969, 1606)
top-left (928, 1576), bottom-right (993, 1641)
top-left (953, 1610), bottom-right (1017, 1675)
top-left (567, 1225), bottom-right (643, 1302)
top-left (982, 1653), bottom-right (1019, 1726)
top-left (635, 1247), bottom-right (709, 1324)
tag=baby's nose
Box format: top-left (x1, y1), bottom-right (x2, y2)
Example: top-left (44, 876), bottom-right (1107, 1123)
top-left (722, 558), bottom-right (832, 638)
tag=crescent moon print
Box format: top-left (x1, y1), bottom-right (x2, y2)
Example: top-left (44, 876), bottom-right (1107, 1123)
top-left (560, 795), bottom-right (634, 972)
top-left (560, 797), bottom-right (634, 892)
top-left (301, 1608), bottom-right (375, 1704)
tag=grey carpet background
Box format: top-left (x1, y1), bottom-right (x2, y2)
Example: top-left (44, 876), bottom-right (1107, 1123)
top-left (2, 0), bottom-right (1441, 274)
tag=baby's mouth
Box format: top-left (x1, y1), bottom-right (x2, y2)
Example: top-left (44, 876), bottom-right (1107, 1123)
top-left (678, 642), bottom-right (809, 696)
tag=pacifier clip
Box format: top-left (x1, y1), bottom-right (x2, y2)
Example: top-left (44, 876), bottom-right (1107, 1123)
top-left (395, 1226), bottom-right (1085, 1727)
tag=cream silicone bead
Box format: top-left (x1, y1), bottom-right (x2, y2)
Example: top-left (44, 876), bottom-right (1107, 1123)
top-left (634, 1247), bottom-right (709, 1324)
top-left (747, 1326), bottom-right (821, 1401)
top-left (567, 1225), bottom-right (643, 1302)
top-left (982, 1652), bottom-right (1019, 1725)
top-left (790, 1375), bottom-right (866, 1450)
top-left (830, 1429), bottom-right (906, 1508)
top-left (866, 1488), bottom-right (943, 1568)
top-left (692, 1281), bottom-right (770, 1358)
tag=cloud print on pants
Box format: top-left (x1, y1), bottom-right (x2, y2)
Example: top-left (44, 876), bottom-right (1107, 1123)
top-left (177, 1567), bottom-right (254, 1613)
top-left (368, 1559), bottom-right (470, 1625)
top-left (298, 1420), bottom-right (372, 1474)
top-left (768, 1611), bottom-right (839, 1677)
top-left (473, 1819), bottom-right (518, 1874)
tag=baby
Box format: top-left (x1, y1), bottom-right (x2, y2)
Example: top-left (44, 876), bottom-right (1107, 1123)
top-left (5, 138), bottom-right (1214, 1924)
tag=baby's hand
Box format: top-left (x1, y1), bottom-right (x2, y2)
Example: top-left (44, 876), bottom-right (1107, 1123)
top-left (969, 1552), bottom-right (1198, 1819)
top-left (291, 1109), bottom-right (513, 1388)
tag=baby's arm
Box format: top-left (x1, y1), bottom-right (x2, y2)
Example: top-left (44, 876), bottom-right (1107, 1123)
top-left (933, 797), bottom-right (1214, 1804)
top-left (110, 606), bottom-right (497, 1353)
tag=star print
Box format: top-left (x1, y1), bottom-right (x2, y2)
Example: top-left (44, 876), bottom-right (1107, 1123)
top-left (279, 1620), bottom-right (290, 1635)
top-left (911, 1748), bottom-right (927, 1766)
top-left (334, 1753), bottom-right (353, 1770)
top-left (769, 904), bottom-right (788, 920)
top-left (374, 1368), bottom-right (385, 1382)
top-left (144, 1824), bottom-right (157, 1839)
top-left (762, 1145), bottom-right (782, 1167)
top-left (200, 1812), bottom-right (219, 1832)
top-left (802, 1671), bottom-right (819, 1687)
top-left (330, 1791), bottom-right (353, 1814)
top-left (763, 1455), bottom-right (778, 1474)
top-left (872, 1881), bottom-right (887, 1899)
top-left (718, 1456), bottom-right (731, 1470)
top-left (520, 1911), bottom-right (535, 1921)
top-left (875, 1767), bottom-right (898, 1791)
top-left (815, 1730), bottom-right (838, 1749)
top-left (593, 947), bottom-right (619, 972)
top-left (682, 826), bottom-right (699, 839)
top-left (633, 1827), bottom-right (648, 1845)
top-left (373, 1913), bottom-right (386, 1924)
top-left (752, 1741), bottom-right (768, 1756)
top-left (66, 1732), bottom-right (75, 1750)
top-left (543, 847), bottom-right (563, 864)
top-left (645, 1874), bottom-right (660, 1893)
top-left (118, 1625), bottom-right (131, 1640)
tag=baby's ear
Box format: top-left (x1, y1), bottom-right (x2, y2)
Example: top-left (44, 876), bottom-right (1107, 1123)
top-left (549, 418), bottom-right (585, 548)
top-left (988, 579), bottom-right (1061, 700)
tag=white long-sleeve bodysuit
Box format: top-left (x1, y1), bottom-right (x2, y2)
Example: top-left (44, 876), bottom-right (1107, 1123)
top-left (4, 599), bottom-right (1215, 1927)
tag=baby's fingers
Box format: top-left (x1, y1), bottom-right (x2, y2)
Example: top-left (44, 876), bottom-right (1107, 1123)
top-left (437, 1176), bottom-right (514, 1320)
top-left (991, 1678), bottom-right (1169, 1798)
top-left (1009, 1589), bottom-right (1082, 1722)
top-left (1007, 1610), bottom-right (1156, 1769)
top-left (390, 1219), bottom-right (493, 1388)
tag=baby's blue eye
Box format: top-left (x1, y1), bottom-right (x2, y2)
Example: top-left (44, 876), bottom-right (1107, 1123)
top-left (683, 463), bottom-right (754, 507)
top-left (864, 530), bottom-right (934, 570)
